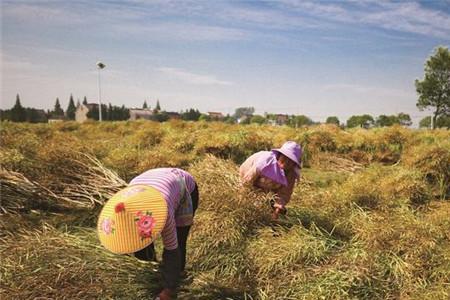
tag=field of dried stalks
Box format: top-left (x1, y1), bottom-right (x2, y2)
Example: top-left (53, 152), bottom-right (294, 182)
top-left (1, 120), bottom-right (449, 299)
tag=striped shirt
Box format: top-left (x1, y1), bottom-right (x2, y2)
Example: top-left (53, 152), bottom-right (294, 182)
top-left (129, 168), bottom-right (196, 250)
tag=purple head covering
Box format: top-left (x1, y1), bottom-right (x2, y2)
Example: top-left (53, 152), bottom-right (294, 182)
top-left (257, 152), bottom-right (288, 186)
top-left (272, 141), bottom-right (302, 167)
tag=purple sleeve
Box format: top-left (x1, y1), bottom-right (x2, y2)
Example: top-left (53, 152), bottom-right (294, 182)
top-left (161, 210), bottom-right (178, 250)
top-left (240, 152), bottom-right (265, 184)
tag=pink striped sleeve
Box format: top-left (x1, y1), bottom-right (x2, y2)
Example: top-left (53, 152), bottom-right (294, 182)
top-left (161, 210), bottom-right (178, 250)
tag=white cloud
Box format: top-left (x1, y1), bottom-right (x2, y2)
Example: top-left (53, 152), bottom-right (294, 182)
top-left (113, 23), bottom-right (247, 41)
top-left (2, 3), bottom-right (85, 25)
top-left (362, 2), bottom-right (450, 39)
top-left (157, 67), bottom-right (233, 86)
top-left (278, 0), bottom-right (450, 39)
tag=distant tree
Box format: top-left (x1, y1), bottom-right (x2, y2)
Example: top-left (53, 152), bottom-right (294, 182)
top-left (347, 114), bottom-right (374, 128)
top-left (326, 116), bottom-right (340, 125)
top-left (376, 115), bottom-right (398, 127)
top-left (419, 116), bottom-right (431, 128)
top-left (66, 94), bottom-right (76, 120)
top-left (397, 112), bottom-right (412, 126)
top-left (198, 114), bottom-right (211, 121)
top-left (26, 108), bottom-right (47, 123)
top-left (288, 115), bottom-right (313, 127)
top-left (415, 46), bottom-right (450, 129)
top-left (107, 103), bottom-right (113, 121)
top-left (436, 115), bottom-right (450, 128)
top-left (181, 108), bottom-right (201, 121)
top-left (82, 96), bottom-right (88, 105)
top-left (223, 114), bottom-right (236, 124)
top-left (0, 109), bottom-right (11, 121)
top-left (51, 98), bottom-right (64, 118)
top-left (151, 111), bottom-right (169, 122)
top-left (155, 100), bottom-right (161, 112)
top-left (250, 115), bottom-right (266, 124)
top-left (120, 105), bottom-right (130, 120)
top-left (87, 104), bottom-right (108, 121)
top-left (233, 107), bottom-right (255, 119)
top-left (143, 100), bottom-right (148, 109)
top-left (10, 94), bottom-right (26, 122)
top-left (264, 113), bottom-right (276, 122)
top-left (375, 113), bottom-right (412, 127)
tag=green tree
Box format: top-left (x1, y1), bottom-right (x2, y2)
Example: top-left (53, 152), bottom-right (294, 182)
top-left (288, 115), bottom-right (313, 127)
top-left (10, 94), bottom-right (26, 122)
top-left (233, 107), bottom-right (255, 119)
top-left (87, 104), bottom-right (108, 121)
top-left (143, 100), bottom-right (148, 109)
top-left (415, 46), bottom-right (450, 129)
top-left (82, 96), bottom-right (88, 105)
top-left (151, 111), bottom-right (169, 122)
top-left (66, 94), bottom-right (76, 120)
top-left (120, 105), bottom-right (130, 120)
top-left (51, 98), bottom-right (64, 118)
top-left (155, 100), bottom-right (161, 112)
top-left (326, 116), bottom-right (340, 125)
top-left (199, 114), bottom-right (211, 121)
top-left (26, 108), bottom-right (47, 123)
top-left (0, 109), bottom-right (11, 121)
top-left (376, 115), bottom-right (398, 127)
top-left (250, 114), bottom-right (266, 124)
top-left (436, 115), bottom-right (450, 128)
top-left (347, 114), bottom-right (374, 128)
top-left (397, 112), bottom-right (412, 126)
top-left (419, 116), bottom-right (431, 128)
top-left (107, 103), bottom-right (113, 121)
top-left (223, 114), bottom-right (236, 124)
top-left (181, 108), bottom-right (201, 121)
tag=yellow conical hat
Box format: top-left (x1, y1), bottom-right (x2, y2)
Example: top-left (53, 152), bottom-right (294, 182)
top-left (97, 185), bottom-right (167, 254)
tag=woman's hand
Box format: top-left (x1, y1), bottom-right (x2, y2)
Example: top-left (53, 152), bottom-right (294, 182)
top-left (272, 207), bottom-right (281, 220)
top-left (155, 288), bottom-right (174, 300)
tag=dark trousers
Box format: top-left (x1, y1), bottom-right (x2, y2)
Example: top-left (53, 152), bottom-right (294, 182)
top-left (134, 183), bottom-right (199, 288)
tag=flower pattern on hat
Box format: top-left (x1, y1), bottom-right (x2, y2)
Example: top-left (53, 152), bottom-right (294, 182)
top-left (115, 202), bottom-right (125, 213)
top-left (101, 217), bottom-right (115, 235)
top-left (135, 211), bottom-right (156, 240)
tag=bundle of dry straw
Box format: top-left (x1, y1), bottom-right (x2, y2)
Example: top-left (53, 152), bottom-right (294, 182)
top-left (0, 168), bottom-right (75, 214)
top-left (1, 152), bottom-right (126, 214)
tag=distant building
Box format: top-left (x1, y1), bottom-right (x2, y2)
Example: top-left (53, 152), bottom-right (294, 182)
top-left (129, 108), bottom-right (153, 121)
top-left (275, 114), bottom-right (289, 125)
top-left (267, 114), bottom-right (289, 126)
top-left (208, 112), bottom-right (224, 120)
top-left (75, 103), bottom-right (98, 123)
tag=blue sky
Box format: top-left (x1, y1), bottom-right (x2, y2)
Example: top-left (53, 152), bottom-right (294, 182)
top-left (2, 0), bottom-right (450, 125)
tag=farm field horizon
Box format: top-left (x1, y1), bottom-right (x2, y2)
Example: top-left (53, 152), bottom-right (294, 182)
top-left (1, 120), bottom-right (449, 299)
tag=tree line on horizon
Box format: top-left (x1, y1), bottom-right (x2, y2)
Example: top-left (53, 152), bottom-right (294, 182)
top-left (1, 46), bottom-right (448, 128)
top-left (2, 95), bottom-right (446, 128)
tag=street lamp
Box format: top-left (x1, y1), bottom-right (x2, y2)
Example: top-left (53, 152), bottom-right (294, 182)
top-left (96, 61), bottom-right (106, 121)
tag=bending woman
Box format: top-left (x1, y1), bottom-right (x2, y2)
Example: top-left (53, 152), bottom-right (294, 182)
top-left (239, 141), bottom-right (301, 219)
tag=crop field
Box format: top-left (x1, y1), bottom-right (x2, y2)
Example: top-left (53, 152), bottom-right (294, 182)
top-left (1, 120), bottom-right (449, 299)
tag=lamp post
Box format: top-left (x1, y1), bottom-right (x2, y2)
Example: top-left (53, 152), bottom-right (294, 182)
top-left (96, 61), bottom-right (106, 121)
